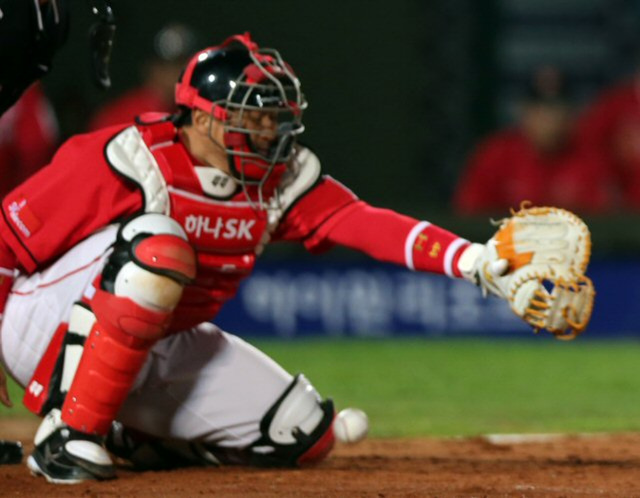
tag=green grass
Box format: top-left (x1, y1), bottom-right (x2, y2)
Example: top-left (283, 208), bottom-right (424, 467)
top-left (0, 379), bottom-right (31, 419)
top-left (255, 338), bottom-right (640, 437)
top-left (4, 338), bottom-right (640, 438)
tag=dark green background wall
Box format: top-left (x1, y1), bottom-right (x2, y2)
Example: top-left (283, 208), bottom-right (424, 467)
top-left (43, 0), bottom-right (496, 214)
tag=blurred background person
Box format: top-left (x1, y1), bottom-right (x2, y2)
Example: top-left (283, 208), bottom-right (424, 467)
top-left (453, 66), bottom-right (613, 216)
top-left (87, 23), bottom-right (198, 131)
top-left (577, 66), bottom-right (640, 211)
top-left (0, 84), bottom-right (58, 197)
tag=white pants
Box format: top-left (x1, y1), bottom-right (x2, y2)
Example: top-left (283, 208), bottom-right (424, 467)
top-left (0, 226), bottom-right (292, 448)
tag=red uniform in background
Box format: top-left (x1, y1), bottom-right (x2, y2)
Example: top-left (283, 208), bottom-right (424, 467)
top-left (577, 79), bottom-right (640, 210)
top-left (455, 65), bottom-right (617, 215)
top-left (453, 128), bottom-right (612, 215)
top-left (0, 84), bottom-right (58, 196)
top-left (87, 88), bottom-right (175, 131)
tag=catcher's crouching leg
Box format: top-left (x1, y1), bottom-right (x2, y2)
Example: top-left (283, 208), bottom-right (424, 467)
top-left (28, 214), bottom-right (195, 483)
top-left (247, 374), bottom-right (335, 467)
top-left (106, 374), bottom-right (336, 469)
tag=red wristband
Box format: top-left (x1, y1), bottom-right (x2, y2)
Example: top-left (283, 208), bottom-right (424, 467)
top-left (406, 222), bottom-right (469, 277)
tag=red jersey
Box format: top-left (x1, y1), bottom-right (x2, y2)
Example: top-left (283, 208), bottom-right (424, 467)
top-left (0, 120), bottom-right (470, 330)
top-left (0, 84), bottom-right (58, 197)
top-left (453, 128), bottom-right (613, 215)
top-left (577, 79), bottom-right (640, 209)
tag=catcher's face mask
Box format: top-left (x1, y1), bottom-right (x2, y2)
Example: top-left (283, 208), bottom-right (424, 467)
top-left (175, 33), bottom-right (307, 207)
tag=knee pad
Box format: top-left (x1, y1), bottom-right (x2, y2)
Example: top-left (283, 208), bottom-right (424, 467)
top-left (101, 213), bottom-right (196, 314)
top-left (93, 213), bottom-right (196, 340)
top-left (248, 374), bottom-right (335, 467)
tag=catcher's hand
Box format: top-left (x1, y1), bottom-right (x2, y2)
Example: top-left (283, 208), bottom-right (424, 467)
top-left (459, 204), bottom-right (595, 340)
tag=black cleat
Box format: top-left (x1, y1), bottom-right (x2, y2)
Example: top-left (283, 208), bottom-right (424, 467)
top-left (27, 409), bottom-right (115, 484)
top-left (0, 440), bottom-right (23, 465)
top-left (106, 420), bottom-right (221, 470)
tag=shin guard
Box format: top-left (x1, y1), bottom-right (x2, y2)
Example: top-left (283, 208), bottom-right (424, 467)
top-left (60, 214), bottom-right (196, 435)
top-left (61, 290), bottom-right (172, 434)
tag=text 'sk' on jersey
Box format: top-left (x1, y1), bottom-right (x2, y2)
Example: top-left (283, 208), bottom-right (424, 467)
top-left (0, 121), bottom-right (357, 330)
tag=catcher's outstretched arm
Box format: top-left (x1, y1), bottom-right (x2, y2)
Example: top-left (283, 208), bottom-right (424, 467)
top-left (315, 201), bottom-right (471, 277)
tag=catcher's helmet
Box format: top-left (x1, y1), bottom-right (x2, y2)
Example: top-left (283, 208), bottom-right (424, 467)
top-left (175, 33), bottom-right (306, 196)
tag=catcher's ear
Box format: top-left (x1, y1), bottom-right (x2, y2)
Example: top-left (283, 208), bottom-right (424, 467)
top-left (192, 109), bottom-right (212, 133)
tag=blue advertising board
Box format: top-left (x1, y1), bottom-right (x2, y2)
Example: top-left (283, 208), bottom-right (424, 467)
top-left (214, 260), bottom-right (639, 339)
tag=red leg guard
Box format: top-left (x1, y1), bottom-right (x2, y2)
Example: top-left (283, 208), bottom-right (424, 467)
top-left (90, 285), bottom-right (173, 342)
top-left (61, 289), bottom-right (172, 435)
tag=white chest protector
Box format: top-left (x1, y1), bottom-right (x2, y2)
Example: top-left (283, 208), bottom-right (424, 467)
top-left (105, 123), bottom-right (322, 329)
top-left (105, 124), bottom-right (321, 256)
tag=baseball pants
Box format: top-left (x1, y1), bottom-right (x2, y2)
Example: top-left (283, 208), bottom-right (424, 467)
top-left (0, 225), bottom-right (293, 448)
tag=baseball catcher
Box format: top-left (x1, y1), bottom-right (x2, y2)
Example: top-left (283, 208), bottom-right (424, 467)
top-left (0, 33), bottom-right (594, 483)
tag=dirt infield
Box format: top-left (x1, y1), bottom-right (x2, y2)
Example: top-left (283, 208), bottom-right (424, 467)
top-left (2, 419), bottom-right (640, 497)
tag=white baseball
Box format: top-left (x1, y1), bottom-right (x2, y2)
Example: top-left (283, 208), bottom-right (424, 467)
top-left (333, 408), bottom-right (369, 444)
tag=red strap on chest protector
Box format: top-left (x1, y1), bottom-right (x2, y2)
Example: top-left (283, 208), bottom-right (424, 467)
top-left (137, 120), bottom-right (210, 194)
top-left (137, 119), bottom-right (176, 146)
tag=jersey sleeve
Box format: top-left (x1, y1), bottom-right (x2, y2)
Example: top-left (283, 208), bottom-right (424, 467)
top-left (273, 175), bottom-right (358, 249)
top-left (0, 127), bottom-right (143, 273)
top-left (275, 174), bottom-right (470, 277)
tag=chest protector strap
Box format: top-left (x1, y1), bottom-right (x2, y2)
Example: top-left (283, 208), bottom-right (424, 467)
top-left (105, 124), bottom-right (172, 215)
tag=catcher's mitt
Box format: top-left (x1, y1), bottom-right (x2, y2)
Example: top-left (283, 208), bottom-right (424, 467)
top-left (459, 204), bottom-right (595, 340)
